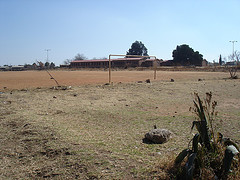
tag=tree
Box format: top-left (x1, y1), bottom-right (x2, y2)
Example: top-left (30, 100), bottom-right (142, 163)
top-left (74, 53), bottom-right (87, 60)
top-left (235, 51), bottom-right (240, 65)
top-left (37, 61), bottom-right (44, 69)
top-left (63, 59), bottom-right (72, 65)
top-left (50, 62), bottom-right (55, 69)
top-left (227, 50), bottom-right (239, 79)
top-left (45, 62), bottom-right (50, 68)
top-left (228, 50), bottom-right (240, 64)
top-left (92, 57), bottom-right (107, 60)
top-left (219, 54), bottom-right (222, 65)
top-left (32, 63), bottom-right (37, 69)
top-left (172, 44), bottom-right (203, 66)
top-left (126, 41), bottom-right (149, 57)
top-left (63, 53), bottom-right (88, 65)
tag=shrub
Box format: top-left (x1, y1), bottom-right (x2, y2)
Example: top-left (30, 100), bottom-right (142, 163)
top-left (174, 92), bottom-right (239, 179)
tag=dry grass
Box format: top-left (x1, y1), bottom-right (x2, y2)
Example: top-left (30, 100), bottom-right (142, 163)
top-left (0, 71), bottom-right (239, 179)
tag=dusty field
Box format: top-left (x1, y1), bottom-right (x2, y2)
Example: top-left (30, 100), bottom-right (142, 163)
top-left (0, 70), bottom-right (229, 89)
top-left (0, 70), bottom-right (239, 179)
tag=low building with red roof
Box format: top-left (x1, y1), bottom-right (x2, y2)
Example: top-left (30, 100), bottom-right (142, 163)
top-left (70, 58), bottom-right (155, 68)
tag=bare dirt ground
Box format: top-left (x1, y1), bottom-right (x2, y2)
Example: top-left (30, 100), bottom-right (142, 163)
top-left (0, 70), bottom-right (228, 89)
top-left (0, 70), bottom-right (239, 179)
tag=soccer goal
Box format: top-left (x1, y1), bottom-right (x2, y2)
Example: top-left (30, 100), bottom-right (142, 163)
top-left (108, 54), bottom-right (158, 83)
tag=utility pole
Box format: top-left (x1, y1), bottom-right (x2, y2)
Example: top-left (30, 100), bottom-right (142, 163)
top-left (229, 41), bottom-right (237, 60)
top-left (45, 49), bottom-right (51, 62)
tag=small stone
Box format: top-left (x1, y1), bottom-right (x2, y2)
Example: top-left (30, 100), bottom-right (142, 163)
top-left (146, 79), bottom-right (151, 83)
top-left (61, 86), bottom-right (68, 90)
top-left (20, 89), bottom-right (28, 91)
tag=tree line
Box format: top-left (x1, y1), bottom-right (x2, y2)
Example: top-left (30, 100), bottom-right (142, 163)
top-left (65, 40), bottom-right (239, 66)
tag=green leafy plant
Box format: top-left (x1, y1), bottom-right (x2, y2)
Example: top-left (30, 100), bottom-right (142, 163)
top-left (174, 92), bottom-right (239, 179)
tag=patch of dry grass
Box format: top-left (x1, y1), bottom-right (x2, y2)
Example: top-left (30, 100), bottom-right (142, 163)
top-left (0, 75), bottom-right (239, 179)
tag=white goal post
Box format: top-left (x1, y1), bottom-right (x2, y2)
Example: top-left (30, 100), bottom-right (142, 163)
top-left (108, 54), bottom-right (158, 83)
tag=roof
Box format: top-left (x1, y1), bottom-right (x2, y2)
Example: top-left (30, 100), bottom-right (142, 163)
top-left (72, 59), bottom-right (108, 63)
top-left (145, 59), bottom-right (155, 62)
top-left (12, 65), bottom-right (25, 68)
top-left (71, 58), bottom-right (152, 63)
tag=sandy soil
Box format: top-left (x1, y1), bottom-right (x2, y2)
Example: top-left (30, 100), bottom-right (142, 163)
top-left (0, 70), bottom-right (229, 89)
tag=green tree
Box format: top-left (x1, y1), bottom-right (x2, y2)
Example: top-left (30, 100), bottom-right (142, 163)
top-left (50, 62), bottom-right (55, 69)
top-left (45, 61), bottom-right (50, 68)
top-left (126, 41), bottom-right (148, 57)
top-left (219, 54), bottom-right (222, 65)
top-left (172, 44), bottom-right (203, 66)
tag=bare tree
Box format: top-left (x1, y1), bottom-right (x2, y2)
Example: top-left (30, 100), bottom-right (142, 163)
top-left (63, 53), bottom-right (88, 65)
top-left (74, 53), bottom-right (87, 60)
top-left (37, 61), bottom-right (44, 70)
top-left (235, 51), bottom-right (240, 64)
top-left (92, 57), bottom-right (107, 60)
top-left (228, 67), bottom-right (237, 79)
top-left (227, 50), bottom-right (239, 79)
top-left (63, 59), bottom-right (72, 65)
top-left (228, 50), bottom-right (240, 63)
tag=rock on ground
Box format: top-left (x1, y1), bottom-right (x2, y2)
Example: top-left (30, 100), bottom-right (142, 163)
top-left (144, 129), bottom-right (172, 144)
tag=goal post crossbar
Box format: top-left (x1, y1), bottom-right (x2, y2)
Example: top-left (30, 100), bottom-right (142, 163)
top-left (108, 54), bottom-right (157, 83)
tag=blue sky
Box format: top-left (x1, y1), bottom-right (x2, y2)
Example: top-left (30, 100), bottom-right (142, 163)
top-left (0, 0), bottom-right (239, 66)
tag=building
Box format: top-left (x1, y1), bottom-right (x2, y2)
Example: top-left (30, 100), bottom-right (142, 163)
top-left (70, 58), bottom-right (156, 68)
top-left (0, 66), bottom-right (11, 71)
top-left (160, 60), bottom-right (174, 66)
top-left (0, 65), bottom-right (25, 71)
top-left (202, 59), bottom-right (208, 67)
top-left (226, 61), bottom-right (237, 66)
top-left (11, 65), bottom-right (25, 71)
